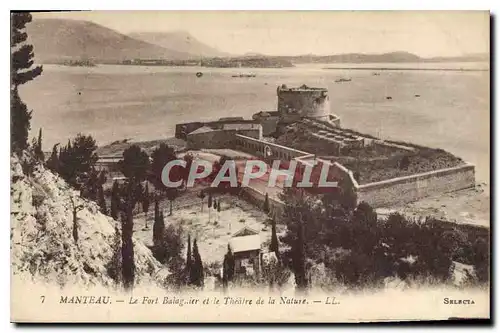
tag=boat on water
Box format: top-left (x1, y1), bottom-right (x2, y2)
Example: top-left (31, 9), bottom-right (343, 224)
top-left (196, 72), bottom-right (203, 78)
top-left (232, 73), bottom-right (257, 78)
top-left (335, 78), bottom-right (352, 83)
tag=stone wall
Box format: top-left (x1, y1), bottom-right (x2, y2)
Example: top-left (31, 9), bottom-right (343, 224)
top-left (356, 163), bottom-right (475, 208)
top-left (176, 119), bottom-right (261, 140)
top-left (186, 128), bottom-right (261, 150)
top-left (235, 134), bottom-right (310, 160)
top-left (187, 130), bottom-right (235, 150)
top-left (240, 186), bottom-right (285, 218)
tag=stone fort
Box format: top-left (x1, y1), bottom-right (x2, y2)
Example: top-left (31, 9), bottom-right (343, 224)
top-left (174, 84), bottom-right (475, 210)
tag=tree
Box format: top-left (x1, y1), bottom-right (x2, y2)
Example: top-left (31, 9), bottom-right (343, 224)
top-left (185, 235), bottom-right (192, 284)
top-left (58, 133), bottom-right (99, 187)
top-left (121, 208), bottom-right (135, 290)
top-left (11, 12), bottom-right (43, 153)
top-left (269, 217), bottom-right (279, 259)
top-left (110, 181), bottom-right (120, 220)
top-left (293, 218), bottom-right (307, 291)
top-left (45, 143), bottom-right (60, 174)
top-left (152, 200), bottom-right (164, 246)
top-left (263, 192), bottom-right (270, 214)
top-left (69, 196), bottom-right (84, 245)
top-left (106, 222), bottom-right (122, 286)
top-left (207, 192), bottom-right (213, 222)
top-left (142, 183), bottom-right (150, 228)
top-left (118, 145), bottom-right (150, 182)
top-left (34, 128), bottom-right (44, 161)
top-left (198, 190), bottom-right (206, 213)
top-left (165, 188), bottom-right (179, 216)
top-left (98, 184), bottom-right (107, 214)
top-left (190, 238), bottom-right (204, 287)
top-left (183, 153), bottom-right (194, 184)
top-left (150, 143), bottom-right (177, 189)
top-left (222, 244), bottom-right (235, 288)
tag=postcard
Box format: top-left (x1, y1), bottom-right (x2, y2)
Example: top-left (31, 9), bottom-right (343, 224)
top-left (10, 10), bottom-right (490, 322)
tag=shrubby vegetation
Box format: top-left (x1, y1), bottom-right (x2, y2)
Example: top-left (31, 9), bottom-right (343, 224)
top-left (278, 188), bottom-right (490, 290)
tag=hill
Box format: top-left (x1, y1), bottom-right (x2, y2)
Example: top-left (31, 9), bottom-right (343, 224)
top-left (289, 51), bottom-right (423, 64)
top-left (129, 31), bottom-right (229, 58)
top-left (25, 18), bottom-right (194, 63)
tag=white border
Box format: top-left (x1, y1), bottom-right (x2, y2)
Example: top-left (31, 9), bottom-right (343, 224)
top-left (3, 1), bottom-right (497, 331)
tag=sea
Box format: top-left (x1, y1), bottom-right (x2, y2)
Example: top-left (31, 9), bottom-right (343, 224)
top-left (18, 62), bottom-right (490, 185)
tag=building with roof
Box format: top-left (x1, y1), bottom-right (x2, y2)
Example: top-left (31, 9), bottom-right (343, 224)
top-left (228, 226), bottom-right (262, 276)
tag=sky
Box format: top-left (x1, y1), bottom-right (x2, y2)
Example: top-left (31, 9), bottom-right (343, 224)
top-left (32, 11), bottom-right (490, 57)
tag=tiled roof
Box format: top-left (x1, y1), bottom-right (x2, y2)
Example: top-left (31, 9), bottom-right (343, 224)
top-left (229, 234), bottom-right (261, 253)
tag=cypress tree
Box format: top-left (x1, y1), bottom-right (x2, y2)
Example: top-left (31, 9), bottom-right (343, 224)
top-left (223, 244), bottom-right (235, 287)
top-left (198, 190), bottom-right (206, 212)
top-left (110, 181), bottom-right (120, 220)
top-left (142, 183), bottom-right (150, 228)
top-left (153, 200), bottom-right (162, 245)
top-left (263, 192), bottom-right (270, 214)
top-left (98, 184), bottom-right (107, 214)
top-left (190, 238), bottom-right (204, 287)
top-left (208, 192), bottom-right (212, 209)
top-left (293, 219), bottom-right (307, 291)
top-left (46, 143), bottom-right (60, 174)
top-left (121, 208), bottom-right (135, 290)
top-left (185, 234), bottom-right (192, 284)
top-left (34, 128), bottom-right (44, 161)
top-left (269, 217), bottom-right (279, 258)
top-left (207, 192), bottom-right (212, 222)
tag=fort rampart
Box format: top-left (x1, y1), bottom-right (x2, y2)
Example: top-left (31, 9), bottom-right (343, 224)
top-left (355, 163), bottom-right (475, 208)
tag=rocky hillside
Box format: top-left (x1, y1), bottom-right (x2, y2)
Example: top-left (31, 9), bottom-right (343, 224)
top-left (26, 19), bottom-right (193, 63)
top-left (10, 153), bottom-right (169, 288)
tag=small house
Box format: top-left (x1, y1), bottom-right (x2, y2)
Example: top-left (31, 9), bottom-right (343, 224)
top-left (229, 226), bottom-right (262, 276)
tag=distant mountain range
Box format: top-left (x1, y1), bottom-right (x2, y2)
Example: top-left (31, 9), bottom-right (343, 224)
top-left (280, 51), bottom-right (490, 64)
top-left (128, 31), bottom-right (230, 58)
top-left (26, 19), bottom-right (196, 63)
top-left (25, 19), bottom-right (489, 65)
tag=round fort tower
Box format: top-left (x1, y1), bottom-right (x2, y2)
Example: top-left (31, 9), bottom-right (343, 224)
top-left (277, 84), bottom-right (331, 124)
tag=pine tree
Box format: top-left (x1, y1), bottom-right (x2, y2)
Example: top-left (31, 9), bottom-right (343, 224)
top-left (110, 181), bottom-right (120, 220)
top-left (263, 192), bottom-right (270, 214)
top-left (46, 143), bottom-right (60, 174)
top-left (190, 238), bottom-right (204, 287)
top-left (270, 217), bottom-right (279, 259)
top-left (185, 234), bottom-right (192, 284)
top-left (11, 12), bottom-right (43, 152)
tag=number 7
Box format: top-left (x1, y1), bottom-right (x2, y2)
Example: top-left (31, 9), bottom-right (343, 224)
top-left (40, 296), bottom-right (45, 303)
